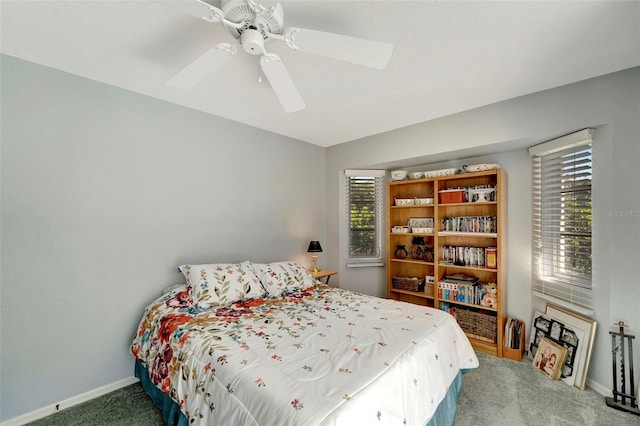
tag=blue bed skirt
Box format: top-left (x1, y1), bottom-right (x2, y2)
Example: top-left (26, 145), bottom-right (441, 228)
top-left (426, 369), bottom-right (465, 426)
top-left (135, 360), bottom-right (188, 426)
top-left (135, 360), bottom-right (465, 426)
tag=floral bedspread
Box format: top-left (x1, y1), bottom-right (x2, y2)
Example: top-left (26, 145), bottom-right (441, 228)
top-left (131, 285), bottom-right (478, 425)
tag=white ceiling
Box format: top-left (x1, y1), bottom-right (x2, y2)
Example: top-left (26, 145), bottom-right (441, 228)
top-left (2, 0), bottom-right (639, 147)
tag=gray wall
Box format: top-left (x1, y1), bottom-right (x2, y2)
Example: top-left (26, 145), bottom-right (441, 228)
top-left (325, 67), bottom-right (640, 393)
top-left (0, 55), bottom-right (326, 421)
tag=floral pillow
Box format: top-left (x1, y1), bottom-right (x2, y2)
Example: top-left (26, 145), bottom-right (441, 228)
top-left (253, 261), bottom-right (318, 298)
top-left (178, 261), bottom-right (264, 308)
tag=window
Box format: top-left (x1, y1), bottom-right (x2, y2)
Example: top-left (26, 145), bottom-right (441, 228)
top-left (529, 129), bottom-right (594, 314)
top-left (345, 170), bottom-right (385, 266)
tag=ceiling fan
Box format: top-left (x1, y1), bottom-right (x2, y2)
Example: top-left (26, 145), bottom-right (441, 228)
top-left (166, 0), bottom-right (394, 113)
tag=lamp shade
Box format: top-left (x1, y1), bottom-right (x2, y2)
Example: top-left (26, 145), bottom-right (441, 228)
top-left (307, 241), bottom-right (323, 253)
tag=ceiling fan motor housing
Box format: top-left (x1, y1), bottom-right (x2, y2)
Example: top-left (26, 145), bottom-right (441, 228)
top-left (221, 0), bottom-right (284, 38)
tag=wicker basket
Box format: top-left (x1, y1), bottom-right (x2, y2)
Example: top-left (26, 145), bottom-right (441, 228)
top-left (392, 276), bottom-right (425, 292)
top-left (454, 308), bottom-right (497, 343)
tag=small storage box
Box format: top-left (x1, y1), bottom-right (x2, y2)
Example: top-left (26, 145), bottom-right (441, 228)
top-left (394, 198), bottom-right (415, 206)
top-left (439, 189), bottom-right (467, 204)
top-left (503, 321), bottom-right (526, 361)
top-left (392, 276), bottom-right (425, 292)
top-left (424, 276), bottom-right (435, 297)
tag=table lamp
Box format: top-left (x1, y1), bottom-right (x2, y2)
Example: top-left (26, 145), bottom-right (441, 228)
top-left (307, 241), bottom-right (323, 273)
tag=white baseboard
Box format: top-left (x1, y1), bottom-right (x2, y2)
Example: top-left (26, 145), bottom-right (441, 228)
top-left (586, 378), bottom-right (611, 397)
top-left (0, 376), bottom-right (140, 426)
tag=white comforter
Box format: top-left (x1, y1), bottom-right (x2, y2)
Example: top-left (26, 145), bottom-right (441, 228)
top-left (131, 284), bottom-right (478, 425)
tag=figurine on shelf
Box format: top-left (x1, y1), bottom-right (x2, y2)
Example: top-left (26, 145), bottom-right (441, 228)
top-left (394, 245), bottom-right (408, 259)
top-left (480, 282), bottom-right (498, 308)
top-left (410, 236), bottom-right (427, 260)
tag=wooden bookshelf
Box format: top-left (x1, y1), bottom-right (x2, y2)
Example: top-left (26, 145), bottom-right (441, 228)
top-left (387, 169), bottom-right (507, 357)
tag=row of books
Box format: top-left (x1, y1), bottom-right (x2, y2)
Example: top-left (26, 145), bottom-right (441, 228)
top-left (441, 216), bottom-right (497, 233)
top-left (440, 245), bottom-right (497, 268)
top-left (438, 281), bottom-right (485, 305)
top-left (504, 317), bottom-right (524, 349)
top-left (437, 273), bottom-right (485, 305)
top-left (438, 301), bottom-right (456, 316)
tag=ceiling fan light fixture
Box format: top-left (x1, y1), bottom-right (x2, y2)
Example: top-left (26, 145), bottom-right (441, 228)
top-left (241, 28), bottom-right (265, 55)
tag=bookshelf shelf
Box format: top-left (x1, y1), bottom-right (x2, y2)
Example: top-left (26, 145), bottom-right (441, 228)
top-left (390, 258), bottom-right (434, 266)
top-left (437, 263), bottom-right (497, 273)
top-left (438, 299), bottom-right (498, 312)
top-left (390, 287), bottom-right (434, 299)
top-left (438, 232), bottom-right (498, 238)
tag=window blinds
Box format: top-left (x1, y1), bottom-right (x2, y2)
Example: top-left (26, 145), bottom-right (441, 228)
top-left (345, 170), bottom-right (384, 264)
top-left (529, 129), bottom-right (594, 313)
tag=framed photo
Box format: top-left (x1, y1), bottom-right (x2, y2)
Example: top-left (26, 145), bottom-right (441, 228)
top-left (528, 311), bottom-right (582, 387)
top-left (532, 337), bottom-right (568, 380)
top-left (528, 311), bottom-right (551, 363)
top-left (545, 304), bottom-right (597, 390)
top-left (534, 315), bottom-right (550, 333)
top-left (556, 326), bottom-right (584, 386)
top-left (549, 320), bottom-right (564, 341)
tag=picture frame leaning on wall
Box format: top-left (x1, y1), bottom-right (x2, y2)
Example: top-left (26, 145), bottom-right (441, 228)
top-left (545, 304), bottom-right (597, 390)
top-left (533, 337), bottom-right (569, 380)
top-left (529, 310), bottom-right (584, 387)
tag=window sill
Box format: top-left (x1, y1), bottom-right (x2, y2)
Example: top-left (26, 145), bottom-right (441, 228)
top-left (346, 262), bottom-right (384, 268)
top-left (532, 291), bottom-right (594, 317)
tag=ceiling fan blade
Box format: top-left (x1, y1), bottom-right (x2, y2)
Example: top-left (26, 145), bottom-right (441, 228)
top-left (260, 54), bottom-right (305, 113)
top-left (167, 43), bottom-right (236, 89)
top-left (283, 27), bottom-right (393, 69)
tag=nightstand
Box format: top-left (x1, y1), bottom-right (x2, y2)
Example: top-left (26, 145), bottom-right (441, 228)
top-left (310, 269), bottom-right (337, 285)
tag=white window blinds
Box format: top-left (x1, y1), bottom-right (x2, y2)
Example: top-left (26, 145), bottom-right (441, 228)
top-left (345, 170), bottom-right (385, 266)
top-left (529, 129), bottom-right (594, 314)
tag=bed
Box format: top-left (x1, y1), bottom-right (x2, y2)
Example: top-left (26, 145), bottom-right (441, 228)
top-left (130, 261), bottom-right (478, 425)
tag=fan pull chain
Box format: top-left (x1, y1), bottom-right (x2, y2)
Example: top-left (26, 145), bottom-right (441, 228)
top-left (258, 61), bottom-right (262, 83)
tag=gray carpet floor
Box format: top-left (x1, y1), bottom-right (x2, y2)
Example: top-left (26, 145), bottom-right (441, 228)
top-left (26, 352), bottom-right (640, 425)
top-left (456, 352), bottom-right (640, 425)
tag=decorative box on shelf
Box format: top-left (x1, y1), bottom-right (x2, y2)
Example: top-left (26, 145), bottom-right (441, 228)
top-left (394, 198), bottom-right (415, 206)
top-left (415, 197), bottom-right (434, 205)
top-left (439, 189), bottom-right (467, 204)
top-left (391, 226), bottom-right (411, 233)
top-left (408, 217), bottom-right (434, 228)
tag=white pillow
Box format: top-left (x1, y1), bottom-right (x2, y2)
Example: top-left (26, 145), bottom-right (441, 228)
top-left (178, 261), bottom-right (264, 308)
top-left (253, 261), bottom-right (318, 298)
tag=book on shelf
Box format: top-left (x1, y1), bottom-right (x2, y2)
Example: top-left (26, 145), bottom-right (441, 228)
top-left (485, 247), bottom-right (497, 269)
top-left (444, 273), bottom-right (479, 283)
